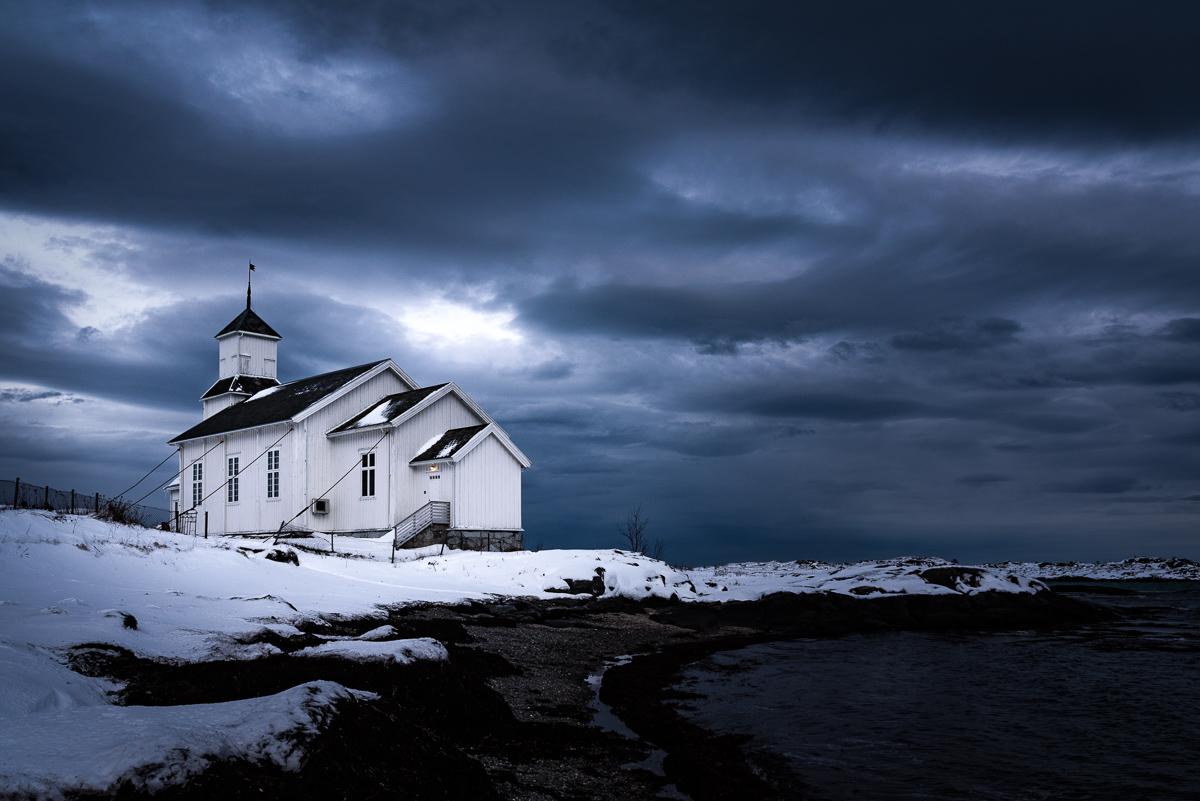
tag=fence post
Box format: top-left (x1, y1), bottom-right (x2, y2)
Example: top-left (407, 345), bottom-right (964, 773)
top-left (173, 502), bottom-right (179, 533)
top-left (94, 492), bottom-right (100, 514)
top-left (70, 490), bottom-right (76, 514)
top-left (12, 477), bottom-right (19, 508)
top-left (204, 511), bottom-right (208, 539)
top-left (44, 485), bottom-right (50, 510)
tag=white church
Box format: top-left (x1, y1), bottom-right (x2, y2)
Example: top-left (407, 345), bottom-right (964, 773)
top-left (165, 281), bottom-right (530, 551)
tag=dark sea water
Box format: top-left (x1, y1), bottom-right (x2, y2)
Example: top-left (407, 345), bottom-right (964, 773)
top-left (672, 582), bottom-right (1200, 801)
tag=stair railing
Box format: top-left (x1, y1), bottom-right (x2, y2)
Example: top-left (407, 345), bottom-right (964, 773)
top-left (391, 500), bottom-right (450, 559)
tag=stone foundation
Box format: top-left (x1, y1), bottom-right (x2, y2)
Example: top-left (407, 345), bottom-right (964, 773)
top-left (446, 529), bottom-right (523, 552)
top-left (401, 525), bottom-right (522, 552)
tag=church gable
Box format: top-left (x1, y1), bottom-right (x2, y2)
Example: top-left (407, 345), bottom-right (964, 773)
top-left (326, 384), bottom-right (449, 434)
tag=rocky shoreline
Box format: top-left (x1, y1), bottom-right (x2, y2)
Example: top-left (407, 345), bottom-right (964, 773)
top-left (49, 587), bottom-right (1110, 801)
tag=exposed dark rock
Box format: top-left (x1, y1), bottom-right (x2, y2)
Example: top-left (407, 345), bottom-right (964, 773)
top-left (264, 547), bottom-right (299, 566)
top-left (101, 610), bottom-right (138, 630)
top-left (546, 567), bottom-right (606, 596)
top-left (918, 565), bottom-right (986, 590)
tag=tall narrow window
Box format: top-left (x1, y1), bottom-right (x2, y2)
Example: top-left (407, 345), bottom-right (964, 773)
top-left (266, 449), bottom-right (280, 499)
top-left (227, 456), bottom-right (239, 503)
top-left (361, 452), bottom-right (376, 497)
top-left (191, 462), bottom-right (203, 508)
top-left (239, 354), bottom-right (250, 374)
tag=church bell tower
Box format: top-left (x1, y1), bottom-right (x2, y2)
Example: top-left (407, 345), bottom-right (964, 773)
top-left (200, 264), bottom-right (282, 419)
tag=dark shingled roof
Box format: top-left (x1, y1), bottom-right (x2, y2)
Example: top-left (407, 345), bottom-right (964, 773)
top-left (411, 424), bottom-right (489, 463)
top-left (170, 360), bottom-right (387, 443)
top-left (200, 375), bottom-right (279, 400)
top-left (328, 384), bottom-right (448, 434)
top-left (215, 307), bottom-right (281, 339)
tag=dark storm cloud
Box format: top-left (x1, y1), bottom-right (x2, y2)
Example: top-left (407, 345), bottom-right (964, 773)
top-left (706, 390), bottom-right (934, 423)
top-left (0, 388), bottom-right (73, 404)
top-left (1044, 475), bottom-right (1144, 495)
top-left (1161, 318), bottom-right (1200, 342)
top-left (545, 1), bottom-right (1200, 138)
top-left (891, 318), bottom-right (1021, 352)
top-left (2, 0), bottom-right (1200, 561)
top-left (1160, 391), bottom-right (1200, 412)
top-left (519, 279), bottom-right (826, 351)
top-left (258, 0), bottom-right (1200, 136)
top-left (957, 474), bottom-right (1011, 488)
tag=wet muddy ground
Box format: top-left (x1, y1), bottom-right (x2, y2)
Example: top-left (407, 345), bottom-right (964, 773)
top-left (61, 591), bottom-right (1107, 801)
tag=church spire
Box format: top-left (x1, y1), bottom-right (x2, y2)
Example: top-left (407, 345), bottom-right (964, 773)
top-left (215, 263), bottom-right (280, 340)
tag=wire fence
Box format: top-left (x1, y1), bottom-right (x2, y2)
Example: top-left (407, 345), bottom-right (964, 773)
top-left (0, 478), bottom-right (172, 527)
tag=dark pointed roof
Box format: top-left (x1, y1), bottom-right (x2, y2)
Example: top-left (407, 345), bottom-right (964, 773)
top-left (200, 375), bottom-right (280, 400)
top-left (328, 384), bottom-right (448, 434)
top-left (170, 360), bottom-right (388, 443)
top-left (410, 424), bottom-right (489, 463)
top-left (215, 307), bottom-right (281, 339)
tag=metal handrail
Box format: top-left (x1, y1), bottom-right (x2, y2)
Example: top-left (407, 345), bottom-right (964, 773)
top-left (392, 500), bottom-right (450, 549)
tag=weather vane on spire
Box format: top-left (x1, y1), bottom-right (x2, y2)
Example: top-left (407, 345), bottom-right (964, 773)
top-left (246, 261), bottom-right (256, 309)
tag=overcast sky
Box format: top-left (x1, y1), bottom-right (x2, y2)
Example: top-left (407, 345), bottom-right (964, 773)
top-left (2, 1), bottom-right (1198, 564)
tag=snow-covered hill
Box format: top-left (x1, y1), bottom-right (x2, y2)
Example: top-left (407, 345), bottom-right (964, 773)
top-left (0, 510), bottom-right (1044, 798)
top-left (991, 557), bottom-right (1200, 581)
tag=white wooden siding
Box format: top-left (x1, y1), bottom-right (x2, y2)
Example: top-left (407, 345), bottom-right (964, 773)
top-left (217, 333), bottom-right (278, 379)
top-left (453, 434), bottom-right (523, 530)
top-left (388, 394), bottom-right (482, 524)
top-left (202, 393), bottom-right (241, 420)
top-left (176, 421), bottom-right (293, 535)
top-left (300, 370), bottom-right (410, 532)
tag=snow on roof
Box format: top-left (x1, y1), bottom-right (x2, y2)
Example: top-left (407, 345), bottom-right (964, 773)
top-left (328, 384), bottom-right (447, 434)
top-left (200, 375), bottom-right (279, 400)
top-left (410, 424), bottom-right (489, 463)
top-left (245, 384), bottom-right (283, 402)
top-left (171, 361), bottom-right (387, 443)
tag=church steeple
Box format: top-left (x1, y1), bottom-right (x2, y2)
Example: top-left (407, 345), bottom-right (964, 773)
top-left (215, 263), bottom-right (280, 340)
top-left (213, 265), bottom-right (281, 381)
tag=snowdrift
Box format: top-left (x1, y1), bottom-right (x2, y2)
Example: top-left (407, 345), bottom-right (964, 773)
top-left (1, 681), bottom-right (374, 800)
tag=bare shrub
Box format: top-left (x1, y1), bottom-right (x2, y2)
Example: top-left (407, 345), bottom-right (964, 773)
top-left (95, 498), bottom-right (146, 526)
top-left (618, 506), bottom-right (667, 562)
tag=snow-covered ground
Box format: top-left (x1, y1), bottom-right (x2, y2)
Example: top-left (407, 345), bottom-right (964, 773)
top-left (0, 510), bottom-right (1047, 797)
top-left (1, 681), bottom-right (374, 799)
top-left (992, 557), bottom-right (1200, 581)
top-left (700, 556), bottom-right (1047, 597)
